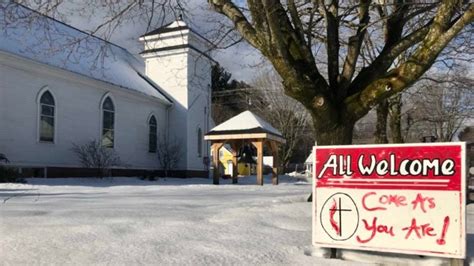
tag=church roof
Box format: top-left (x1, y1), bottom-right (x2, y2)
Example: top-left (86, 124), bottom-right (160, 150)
top-left (140, 19), bottom-right (214, 49)
top-left (0, 3), bottom-right (172, 105)
top-left (206, 111), bottom-right (284, 138)
top-left (141, 20), bottom-right (189, 37)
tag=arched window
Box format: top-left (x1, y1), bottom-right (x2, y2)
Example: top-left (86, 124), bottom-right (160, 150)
top-left (101, 97), bottom-right (115, 148)
top-left (39, 91), bottom-right (55, 142)
top-left (149, 115), bottom-right (157, 153)
top-left (197, 128), bottom-right (202, 158)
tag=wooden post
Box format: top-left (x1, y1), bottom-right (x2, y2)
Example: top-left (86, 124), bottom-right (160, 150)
top-left (211, 142), bottom-right (224, 185)
top-left (269, 141), bottom-right (279, 185)
top-left (252, 140), bottom-right (264, 186)
top-left (230, 141), bottom-right (241, 184)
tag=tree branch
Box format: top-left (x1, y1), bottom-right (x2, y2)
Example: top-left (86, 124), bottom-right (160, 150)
top-left (346, 2), bottom-right (474, 121)
top-left (247, 0), bottom-right (270, 46)
top-left (288, 0), bottom-right (306, 44)
top-left (318, 0), bottom-right (339, 88)
top-left (208, 0), bottom-right (262, 49)
top-left (347, 18), bottom-right (432, 96)
top-left (338, 0), bottom-right (370, 98)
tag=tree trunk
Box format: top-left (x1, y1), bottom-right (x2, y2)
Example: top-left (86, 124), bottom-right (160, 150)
top-left (375, 99), bottom-right (389, 144)
top-left (389, 94), bottom-right (404, 143)
top-left (314, 119), bottom-right (354, 145)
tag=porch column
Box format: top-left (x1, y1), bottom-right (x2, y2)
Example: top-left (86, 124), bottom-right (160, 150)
top-left (269, 141), bottom-right (279, 185)
top-left (211, 142), bottom-right (224, 185)
top-left (252, 140), bottom-right (264, 186)
top-left (230, 141), bottom-right (241, 184)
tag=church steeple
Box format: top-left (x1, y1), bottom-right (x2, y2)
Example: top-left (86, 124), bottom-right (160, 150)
top-left (138, 19), bottom-right (214, 173)
top-left (139, 19), bottom-right (213, 57)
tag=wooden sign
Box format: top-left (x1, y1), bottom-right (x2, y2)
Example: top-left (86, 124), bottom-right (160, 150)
top-left (312, 143), bottom-right (466, 258)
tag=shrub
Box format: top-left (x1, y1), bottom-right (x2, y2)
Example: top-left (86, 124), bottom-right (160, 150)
top-left (0, 153), bottom-right (9, 163)
top-left (0, 153), bottom-right (25, 183)
top-left (156, 134), bottom-right (182, 177)
top-left (0, 166), bottom-right (23, 183)
top-left (140, 172), bottom-right (158, 181)
top-left (71, 140), bottom-right (122, 178)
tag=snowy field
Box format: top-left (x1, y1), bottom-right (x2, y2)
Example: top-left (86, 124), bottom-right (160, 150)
top-left (0, 176), bottom-right (473, 265)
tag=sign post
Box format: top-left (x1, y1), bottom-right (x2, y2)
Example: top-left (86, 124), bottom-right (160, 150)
top-left (312, 143), bottom-right (466, 258)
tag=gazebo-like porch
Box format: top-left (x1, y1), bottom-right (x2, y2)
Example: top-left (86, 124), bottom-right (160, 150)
top-left (204, 111), bottom-right (286, 185)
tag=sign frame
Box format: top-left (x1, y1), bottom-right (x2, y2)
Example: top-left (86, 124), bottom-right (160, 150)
top-left (312, 142), bottom-right (466, 259)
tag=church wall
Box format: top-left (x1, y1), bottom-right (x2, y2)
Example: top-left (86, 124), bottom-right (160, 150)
top-left (0, 55), bottom-right (168, 171)
top-left (144, 50), bottom-right (189, 170)
top-left (186, 50), bottom-right (212, 172)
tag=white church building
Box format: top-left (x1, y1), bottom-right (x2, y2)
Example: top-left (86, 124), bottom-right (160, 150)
top-left (0, 3), bottom-right (213, 177)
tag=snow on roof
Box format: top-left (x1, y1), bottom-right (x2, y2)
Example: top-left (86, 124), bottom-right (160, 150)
top-left (0, 3), bottom-right (171, 104)
top-left (305, 151), bottom-right (314, 165)
top-left (207, 111), bottom-right (283, 137)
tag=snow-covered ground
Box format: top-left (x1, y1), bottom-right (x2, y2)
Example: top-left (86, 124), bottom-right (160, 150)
top-left (0, 176), bottom-right (472, 265)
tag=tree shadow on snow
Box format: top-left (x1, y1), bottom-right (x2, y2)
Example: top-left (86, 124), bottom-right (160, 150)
top-left (0, 188), bottom-right (38, 192)
top-left (0, 191), bottom-right (108, 204)
top-left (24, 177), bottom-right (162, 187)
top-left (156, 175), bottom-right (310, 187)
top-left (0, 192), bottom-right (107, 198)
top-left (22, 175), bottom-right (309, 187)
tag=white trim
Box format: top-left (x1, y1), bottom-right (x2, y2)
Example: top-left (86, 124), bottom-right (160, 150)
top-left (204, 133), bottom-right (286, 144)
top-left (146, 112), bottom-right (157, 125)
top-left (99, 92), bottom-right (116, 110)
top-left (138, 25), bottom-right (214, 47)
top-left (139, 29), bottom-right (190, 42)
top-left (140, 48), bottom-right (189, 59)
top-left (36, 86), bottom-right (57, 144)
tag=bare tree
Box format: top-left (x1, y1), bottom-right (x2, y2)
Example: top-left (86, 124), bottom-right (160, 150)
top-left (370, 66), bottom-right (473, 143)
top-left (208, 0), bottom-right (474, 145)
top-left (7, 1), bottom-right (474, 145)
top-left (156, 134), bottom-right (183, 177)
top-left (72, 140), bottom-right (122, 178)
top-left (373, 24), bottom-right (473, 144)
top-left (250, 71), bottom-right (312, 165)
top-left (374, 99), bottom-right (389, 144)
top-left (403, 70), bottom-right (474, 142)
top-left (373, 93), bottom-right (405, 143)
top-left (7, 1), bottom-right (186, 40)
top-left (388, 94), bottom-right (404, 143)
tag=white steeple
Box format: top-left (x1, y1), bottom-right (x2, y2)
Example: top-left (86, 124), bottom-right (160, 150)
top-left (138, 20), bottom-right (214, 174)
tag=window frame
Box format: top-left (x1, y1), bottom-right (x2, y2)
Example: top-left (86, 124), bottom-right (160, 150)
top-left (100, 95), bottom-right (115, 149)
top-left (37, 88), bottom-right (56, 143)
top-left (148, 115), bottom-right (157, 153)
top-left (197, 127), bottom-right (202, 158)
